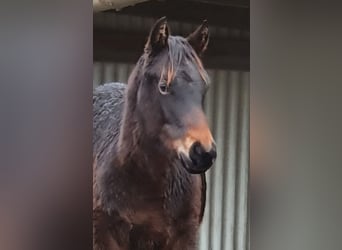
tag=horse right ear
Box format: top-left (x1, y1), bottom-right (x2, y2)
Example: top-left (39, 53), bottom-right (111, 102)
top-left (187, 20), bottom-right (209, 56)
top-left (145, 16), bottom-right (170, 54)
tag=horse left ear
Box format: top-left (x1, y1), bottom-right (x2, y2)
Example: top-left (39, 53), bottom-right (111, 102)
top-left (187, 20), bottom-right (209, 56)
top-left (145, 16), bottom-right (170, 53)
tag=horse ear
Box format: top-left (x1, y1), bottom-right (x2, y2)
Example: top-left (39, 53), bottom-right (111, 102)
top-left (145, 16), bottom-right (170, 53)
top-left (187, 20), bottom-right (209, 55)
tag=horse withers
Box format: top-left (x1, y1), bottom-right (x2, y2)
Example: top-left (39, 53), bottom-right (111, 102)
top-left (93, 17), bottom-right (216, 250)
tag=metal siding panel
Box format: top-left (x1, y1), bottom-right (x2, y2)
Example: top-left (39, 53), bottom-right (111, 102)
top-left (93, 62), bottom-right (135, 86)
top-left (203, 70), bottom-right (249, 250)
top-left (115, 63), bottom-right (129, 83)
top-left (93, 62), bottom-right (103, 88)
top-left (199, 69), bottom-right (216, 250)
top-left (235, 72), bottom-right (249, 250)
top-left (222, 71), bottom-right (240, 250)
top-left (207, 70), bottom-right (220, 250)
top-left (104, 63), bottom-right (116, 83)
top-left (209, 70), bottom-right (228, 250)
top-left (93, 63), bottom-right (249, 250)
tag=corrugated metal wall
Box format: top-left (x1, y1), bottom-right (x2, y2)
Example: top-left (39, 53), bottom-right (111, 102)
top-left (93, 63), bottom-right (249, 250)
top-left (199, 69), bottom-right (249, 250)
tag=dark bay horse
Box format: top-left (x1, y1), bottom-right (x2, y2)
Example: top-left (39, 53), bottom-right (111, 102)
top-left (93, 17), bottom-right (216, 250)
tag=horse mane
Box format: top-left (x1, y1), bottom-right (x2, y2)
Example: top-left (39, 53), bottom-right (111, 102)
top-left (116, 57), bottom-right (144, 164)
top-left (168, 36), bottom-right (209, 86)
top-left (156, 36), bottom-right (210, 87)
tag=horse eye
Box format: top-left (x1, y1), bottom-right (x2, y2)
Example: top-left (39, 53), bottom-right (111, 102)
top-left (158, 81), bottom-right (169, 95)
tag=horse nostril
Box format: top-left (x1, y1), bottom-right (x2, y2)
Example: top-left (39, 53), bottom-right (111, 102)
top-left (189, 141), bottom-right (216, 169)
top-left (193, 141), bottom-right (204, 155)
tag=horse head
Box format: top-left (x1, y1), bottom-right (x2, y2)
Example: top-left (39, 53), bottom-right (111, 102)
top-left (123, 17), bottom-right (216, 174)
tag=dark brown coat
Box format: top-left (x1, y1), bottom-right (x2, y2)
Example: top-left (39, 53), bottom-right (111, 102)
top-left (93, 17), bottom-right (213, 250)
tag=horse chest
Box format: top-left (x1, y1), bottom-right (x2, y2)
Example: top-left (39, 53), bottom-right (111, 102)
top-left (120, 164), bottom-right (200, 219)
top-left (131, 174), bottom-right (202, 230)
top-left (99, 164), bottom-right (204, 249)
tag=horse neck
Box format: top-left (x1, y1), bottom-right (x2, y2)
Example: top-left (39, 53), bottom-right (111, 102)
top-left (119, 120), bottom-right (172, 179)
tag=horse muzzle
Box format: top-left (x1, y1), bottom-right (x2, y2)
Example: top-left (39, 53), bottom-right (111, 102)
top-left (179, 141), bottom-right (217, 174)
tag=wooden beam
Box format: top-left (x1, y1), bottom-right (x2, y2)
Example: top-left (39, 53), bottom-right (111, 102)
top-left (93, 0), bottom-right (150, 12)
top-left (106, 0), bottom-right (250, 30)
top-left (184, 0), bottom-right (249, 8)
top-left (93, 29), bottom-right (249, 70)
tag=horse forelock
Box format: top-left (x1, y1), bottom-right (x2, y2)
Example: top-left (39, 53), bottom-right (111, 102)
top-left (140, 36), bottom-right (210, 87)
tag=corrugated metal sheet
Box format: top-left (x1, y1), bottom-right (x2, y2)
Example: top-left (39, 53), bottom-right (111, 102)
top-left (93, 63), bottom-right (249, 250)
top-left (200, 70), bottom-right (249, 250)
